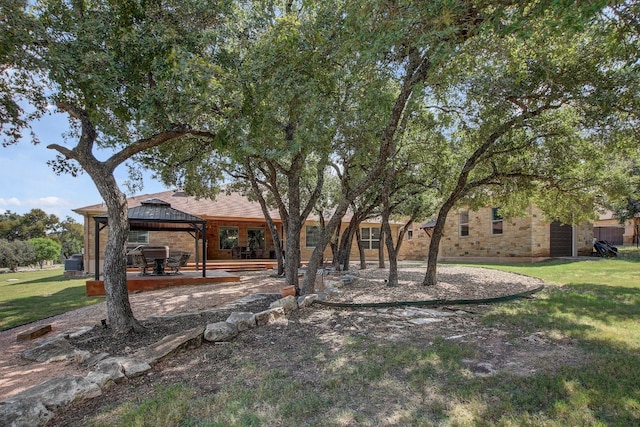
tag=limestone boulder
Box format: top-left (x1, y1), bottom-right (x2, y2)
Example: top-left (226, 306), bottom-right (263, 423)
top-left (134, 326), bottom-right (204, 365)
top-left (269, 295), bottom-right (298, 313)
top-left (225, 312), bottom-right (256, 332)
top-left (254, 307), bottom-right (287, 326)
top-left (203, 321), bottom-right (238, 342)
top-left (21, 337), bottom-right (75, 363)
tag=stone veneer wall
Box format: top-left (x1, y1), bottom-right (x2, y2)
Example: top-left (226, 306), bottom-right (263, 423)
top-left (439, 206), bottom-right (535, 258)
top-left (299, 220), bottom-right (402, 262)
top-left (398, 205), bottom-right (594, 261)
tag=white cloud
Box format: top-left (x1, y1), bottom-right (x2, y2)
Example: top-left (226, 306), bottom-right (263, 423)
top-left (0, 197), bottom-right (21, 207)
top-left (32, 196), bottom-right (67, 207)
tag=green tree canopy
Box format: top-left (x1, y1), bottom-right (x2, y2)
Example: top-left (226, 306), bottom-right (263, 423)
top-left (28, 237), bottom-right (61, 268)
top-left (0, 209), bottom-right (59, 241)
top-left (2, 0), bottom-right (236, 333)
top-left (0, 239), bottom-right (35, 271)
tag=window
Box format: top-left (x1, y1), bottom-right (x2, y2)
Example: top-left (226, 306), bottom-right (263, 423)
top-left (128, 230), bottom-right (148, 244)
top-left (361, 227), bottom-right (380, 249)
top-left (247, 228), bottom-right (265, 249)
top-left (306, 225), bottom-right (320, 248)
top-left (491, 208), bottom-right (503, 235)
top-left (459, 211), bottom-right (469, 237)
top-left (406, 229), bottom-right (413, 241)
top-left (219, 227), bottom-right (239, 249)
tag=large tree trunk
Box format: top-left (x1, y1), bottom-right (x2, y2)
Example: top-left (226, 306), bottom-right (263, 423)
top-left (356, 227), bottom-right (367, 269)
top-left (378, 226), bottom-right (386, 269)
top-left (422, 206), bottom-right (452, 286)
top-left (301, 42), bottom-right (432, 294)
top-left (285, 209), bottom-right (302, 292)
top-left (301, 203), bottom-right (350, 295)
top-left (94, 174), bottom-right (143, 333)
top-left (336, 217), bottom-right (357, 271)
top-left (246, 166), bottom-right (284, 275)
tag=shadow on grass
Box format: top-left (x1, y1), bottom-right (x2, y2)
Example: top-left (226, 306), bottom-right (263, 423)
top-left (0, 286), bottom-right (103, 331)
top-left (485, 283), bottom-right (640, 335)
top-left (6, 273), bottom-right (86, 286)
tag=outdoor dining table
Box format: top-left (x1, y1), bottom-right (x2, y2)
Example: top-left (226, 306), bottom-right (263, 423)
top-left (141, 246), bottom-right (170, 275)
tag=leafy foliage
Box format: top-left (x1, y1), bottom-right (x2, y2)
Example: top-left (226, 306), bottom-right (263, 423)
top-left (28, 237), bottom-right (61, 268)
top-left (0, 209), bottom-right (59, 241)
top-left (0, 238), bottom-right (35, 270)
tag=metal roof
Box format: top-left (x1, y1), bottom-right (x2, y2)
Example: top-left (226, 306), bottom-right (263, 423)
top-left (94, 198), bottom-right (206, 232)
top-left (420, 218), bottom-right (437, 229)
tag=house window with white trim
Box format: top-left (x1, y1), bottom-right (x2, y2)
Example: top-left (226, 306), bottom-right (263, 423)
top-left (491, 208), bottom-right (503, 235)
top-left (459, 211), bottom-right (469, 237)
top-left (219, 227), bottom-right (239, 249)
top-left (128, 230), bottom-right (149, 244)
top-left (361, 227), bottom-right (380, 249)
top-left (306, 225), bottom-right (320, 248)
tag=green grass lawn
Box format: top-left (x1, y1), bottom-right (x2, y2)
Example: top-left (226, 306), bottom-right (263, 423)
top-left (0, 267), bottom-right (103, 331)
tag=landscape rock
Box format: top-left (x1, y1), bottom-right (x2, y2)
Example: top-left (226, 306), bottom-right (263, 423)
top-left (92, 356), bottom-right (151, 380)
top-left (133, 326), bottom-right (204, 365)
top-left (21, 337), bottom-right (75, 363)
top-left (340, 274), bottom-right (356, 285)
top-left (0, 397), bottom-right (53, 427)
top-left (254, 307), bottom-right (287, 326)
top-left (93, 358), bottom-right (127, 383)
top-left (269, 295), bottom-right (298, 313)
top-left (84, 351), bottom-right (110, 367)
top-left (84, 371), bottom-right (116, 388)
top-left (204, 321), bottom-right (238, 342)
top-left (5, 375), bottom-right (102, 410)
top-left (225, 312), bottom-right (257, 331)
top-left (298, 294), bottom-right (318, 308)
top-left (73, 350), bottom-right (92, 364)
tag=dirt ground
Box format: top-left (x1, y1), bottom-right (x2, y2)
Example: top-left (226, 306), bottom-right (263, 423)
top-left (1, 265), bottom-right (585, 426)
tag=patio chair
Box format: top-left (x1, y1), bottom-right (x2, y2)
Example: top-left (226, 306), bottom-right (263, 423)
top-left (127, 246), bottom-right (155, 275)
top-left (166, 252), bottom-right (191, 274)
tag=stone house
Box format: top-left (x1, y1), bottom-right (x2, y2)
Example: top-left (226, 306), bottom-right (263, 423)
top-left (73, 190), bottom-right (401, 275)
top-left (398, 205), bottom-right (594, 262)
top-left (74, 192), bottom-right (596, 275)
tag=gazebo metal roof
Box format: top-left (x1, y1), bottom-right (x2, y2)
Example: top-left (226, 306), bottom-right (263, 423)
top-left (94, 198), bottom-right (207, 231)
top-left (93, 199), bottom-right (207, 279)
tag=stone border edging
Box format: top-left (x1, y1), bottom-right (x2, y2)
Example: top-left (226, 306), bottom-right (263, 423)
top-left (314, 285), bottom-right (545, 309)
top-left (0, 293), bottom-right (317, 427)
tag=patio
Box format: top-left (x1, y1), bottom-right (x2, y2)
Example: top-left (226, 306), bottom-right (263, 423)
top-left (85, 259), bottom-right (279, 296)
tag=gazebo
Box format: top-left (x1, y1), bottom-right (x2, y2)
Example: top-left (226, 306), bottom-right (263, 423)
top-left (92, 198), bottom-right (207, 280)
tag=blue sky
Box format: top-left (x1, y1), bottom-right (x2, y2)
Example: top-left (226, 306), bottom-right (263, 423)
top-left (0, 111), bottom-right (170, 222)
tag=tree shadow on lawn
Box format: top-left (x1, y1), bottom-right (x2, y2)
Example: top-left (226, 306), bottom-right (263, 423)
top-left (0, 286), bottom-right (102, 331)
top-left (486, 283), bottom-right (640, 332)
top-left (6, 273), bottom-right (85, 285)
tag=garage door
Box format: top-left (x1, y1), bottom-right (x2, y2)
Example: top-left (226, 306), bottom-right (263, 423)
top-left (550, 221), bottom-right (573, 257)
top-left (593, 227), bottom-right (624, 246)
